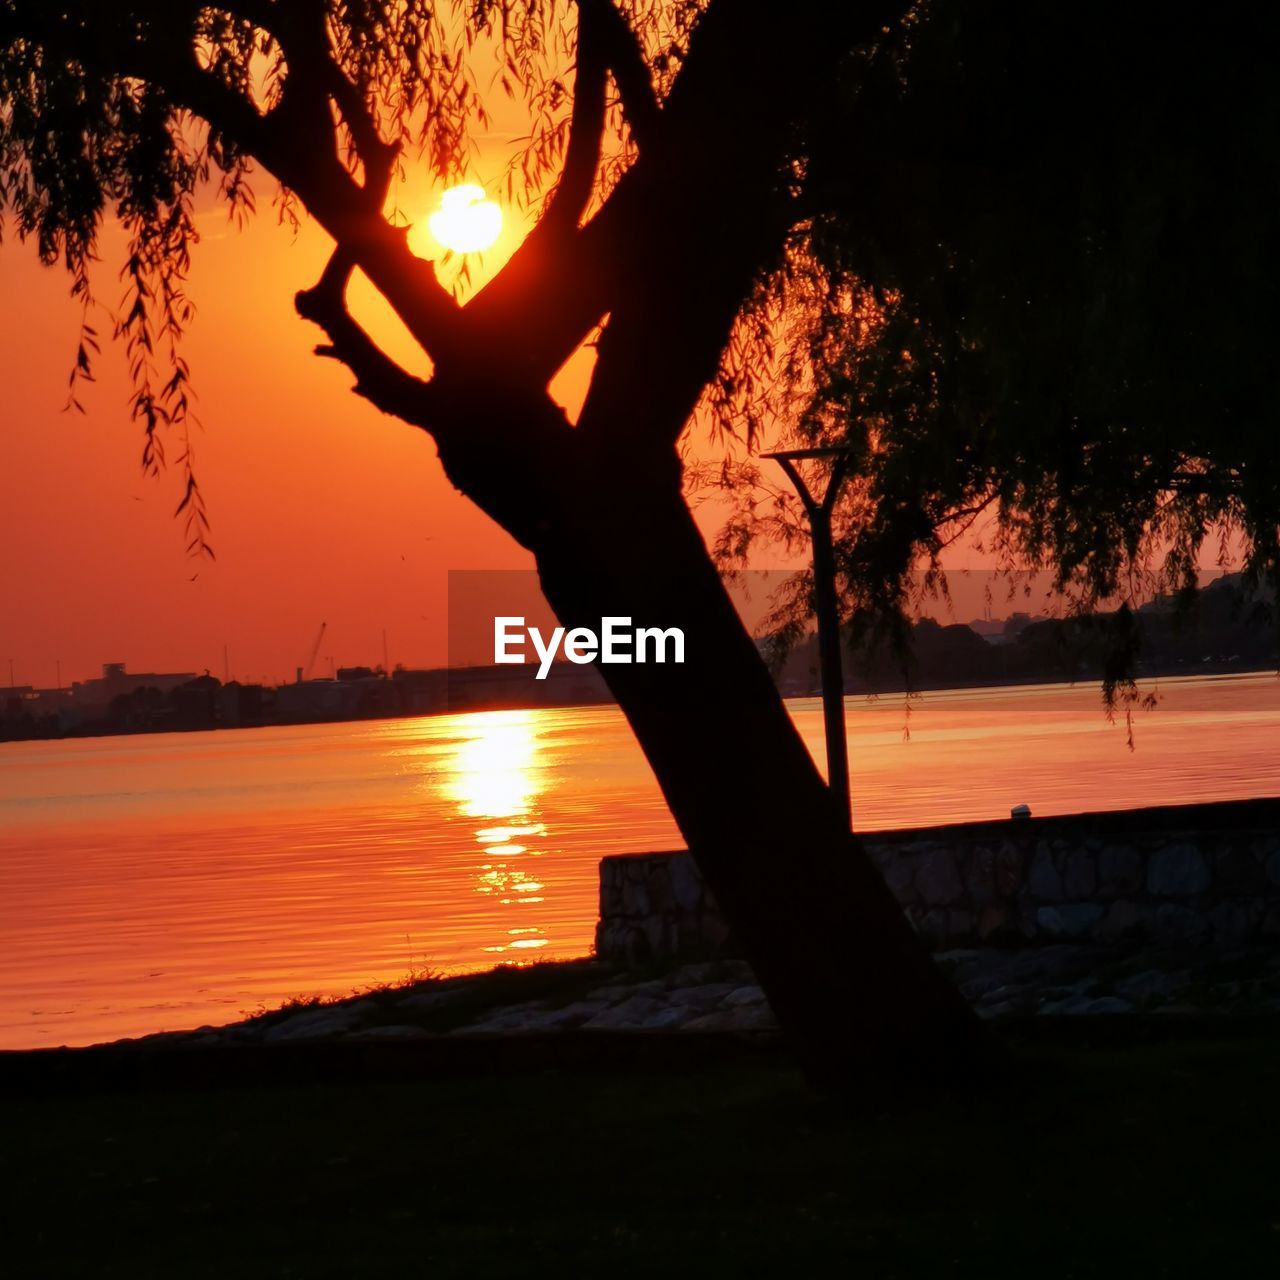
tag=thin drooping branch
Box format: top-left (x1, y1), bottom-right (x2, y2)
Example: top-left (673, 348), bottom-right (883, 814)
top-left (4, 1), bottom-right (458, 359)
top-left (295, 247), bottom-right (438, 429)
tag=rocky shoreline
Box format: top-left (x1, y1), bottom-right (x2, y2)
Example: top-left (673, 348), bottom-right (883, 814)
top-left (95, 937), bottom-right (1280, 1053)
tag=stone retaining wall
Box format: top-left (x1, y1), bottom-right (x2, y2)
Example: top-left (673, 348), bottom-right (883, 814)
top-left (595, 797), bottom-right (1280, 965)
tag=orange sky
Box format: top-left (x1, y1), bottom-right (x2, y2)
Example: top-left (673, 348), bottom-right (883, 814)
top-left (0, 176), bottom-right (1133, 692)
top-left (0, 190), bottom-right (524, 688)
top-left (0, 103), bottom-right (1167, 691)
top-left (0, 20), bottom-right (1071, 694)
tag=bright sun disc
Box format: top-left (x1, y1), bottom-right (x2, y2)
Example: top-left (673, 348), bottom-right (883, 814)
top-left (427, 184), bottom-right (502, 253)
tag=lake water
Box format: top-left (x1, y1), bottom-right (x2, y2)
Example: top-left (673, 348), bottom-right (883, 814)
top-left (2, 672), bottom-right (1278, 1049)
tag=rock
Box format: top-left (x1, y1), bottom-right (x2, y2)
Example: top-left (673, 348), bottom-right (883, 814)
top-left (348, 1024), bottom-right (432, 1039)
top-left (1038, 993), bottom-right (1131, 1016)
top-left (994, 841), bottom-right (1026, 896)
top-left (1154, 903), bottom-right (1209, 942)
top-left (641, 914), bottom-right (674, 959)
top-left (723, 1003), bottom-right (778, 1031)
top-left (978, 983), bottom-right (1033, 1009)
top-left (647, 865), bottom-right (677, 914)
top-left (666, 962), bottom-right (723, 987)
top-left (619, 878), bottom-right (649, 917)
top-left (1098, 845), bottom-right (1144, 896)
top-left (1079, 996), bottom-right (1134, 1015)
top-left (879, 854), bottom-right (916, 899)
top-left (667, 983), bottom-right (737, 1008)
top-left (1062, 849), bottom-right (1097, 899)
top-left (593, 921), bottom-right (624, 961)
top-left (1262, 904), bottom-right (1280, 937)
top-left (530, 1000), bottom-right (611, 1030)
top-left (453, 1003), bottom-right (550, 1035)
top-left (977, 1000), bottom-right (1019, 1019)
top-left (1209, 899), bottom-right (1262, 944)
top-left (1029, 843), bottom-right (1064, 901)
top-left (397, 989), bottom-right (458, 1013)
top-left (617, 926), bottom-right (651, 965)
top-left (1147, 843), bottom-right (1211, 897)
top-left (580, 995), bottom-right (667, 1030)
top-left (601, 880), bottom-right (623, 917)
top-left (1037, 994), bottom-right (1096, 1016)
top-left (1115, 970), bottom-right (1188, 1002)
top-left (1215, 846), bottom-right (1265, 893)
top-left (976, 905), bottom-right (1012, 940)
top-left (627, 980), bottom-right (668, 996)
top-left (670, 957), bottom-right (757, 983)
top-left (916, 848), bottom-right (964, 906)
top-left (639, 1007), bottom-right (690, 1032)
top-left (1035, 903), bottom-right (1104, 939)
top-left (1099, 899), bottom-right (1154, 939)
top-left (665, 962), bottom-right (716, 983)
top-left (263, 1006), bottom-right (360, 1043)
top-left (962, 846), bottom-right (1001, 907)
top-left (668, 855), bottom-right (704, 913)
top-left (681, 1010), bottom-right (738, 1032)
top-left (682, 1004), bottom-right (778, 1033)
top-left (698, 912), bottom-right (735, 954)
top-left (722, 985), bottom-right (768, 1008)
top-left (956, 972), bottom-right (1002, 1000)
top-left (584, 984), bottom-right (631, 1004)
top-left (676, 918), bottom-right (705, 956)
top-left (913, 908), bottom-right (950, 944)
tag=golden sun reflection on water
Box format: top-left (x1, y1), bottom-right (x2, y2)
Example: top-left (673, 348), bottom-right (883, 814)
top-left (445, 711), bottom-right (552, 956)
top-left (447, 710), bottom-right (539, 819)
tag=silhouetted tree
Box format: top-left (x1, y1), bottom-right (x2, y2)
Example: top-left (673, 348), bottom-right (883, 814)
top-left (9, 0), bottom-right (1269, 1082)
top-left (710, 1), bottom-right (1279, 711)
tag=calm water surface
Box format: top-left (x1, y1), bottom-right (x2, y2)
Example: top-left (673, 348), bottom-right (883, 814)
top-left (2, 672), bottom-right (1278, 1048)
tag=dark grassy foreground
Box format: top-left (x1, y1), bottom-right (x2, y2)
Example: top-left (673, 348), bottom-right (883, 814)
top-left (3, 1031), bottom-right (1278, 1278)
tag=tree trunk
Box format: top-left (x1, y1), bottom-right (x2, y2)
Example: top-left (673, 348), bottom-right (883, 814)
top-left (533, 468), bottom-right (999, 1087)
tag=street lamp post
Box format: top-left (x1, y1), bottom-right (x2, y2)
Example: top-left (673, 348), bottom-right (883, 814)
top-left (763, 448), bottom-right (852, 830)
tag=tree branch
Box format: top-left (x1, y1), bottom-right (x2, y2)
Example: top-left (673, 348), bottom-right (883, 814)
top-left (262, 0), bottom-right (399, 208)
top-left (571, 0), bottom-right (906, 457)
top-left (38, 1), bottom-right (459, 360)
top-left (295, 248), bottom-right (438, 429)
top-left (581, 0), bottom-right (660, 151)
top-left (539, 0), bottom-right (610, 236)
top-left (458, 0), bottom-right (658, 379)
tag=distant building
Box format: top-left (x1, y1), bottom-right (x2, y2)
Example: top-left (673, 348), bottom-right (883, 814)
top-left (275, 678), bottom-right (360, 722)
top-left (69, 662), bottom-right (197, 714)
top-left (445, 661), bottom-right (611, 711)
top-left (391, 666), bottom-right (450, 715)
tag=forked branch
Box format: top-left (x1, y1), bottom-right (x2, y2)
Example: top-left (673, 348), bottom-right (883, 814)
top-left (295, 248), bottom-right (438, 429)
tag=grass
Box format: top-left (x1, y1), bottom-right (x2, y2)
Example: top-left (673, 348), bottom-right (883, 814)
top-left (232, 955), bottom-right (754, 1039)
top-left (232, 956), bottom-right (627, 1037)
top-left (3, 1030), bottom-right (1278, 1277)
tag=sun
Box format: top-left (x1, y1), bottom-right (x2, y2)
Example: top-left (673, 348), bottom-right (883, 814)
top-left (425, 183), bottom-right (502, 254)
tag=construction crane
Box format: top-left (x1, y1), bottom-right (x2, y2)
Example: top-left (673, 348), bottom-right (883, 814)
top-left (302, 621), bottom-right (327, 682)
